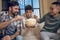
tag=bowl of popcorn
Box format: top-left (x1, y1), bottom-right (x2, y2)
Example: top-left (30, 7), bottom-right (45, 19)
top-left (25, 18), bottom-right (37, 28)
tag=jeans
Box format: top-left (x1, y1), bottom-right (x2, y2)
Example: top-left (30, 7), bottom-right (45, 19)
top-left (0, 33), bottom-right (3, 40)
top-left (40, 31), bottom-right (59, 40)
top-left (16, 35), bottom-right (24, 40)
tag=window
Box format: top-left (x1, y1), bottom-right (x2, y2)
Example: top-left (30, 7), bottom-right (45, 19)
top-left (18, 0), bottom-right (40, 18)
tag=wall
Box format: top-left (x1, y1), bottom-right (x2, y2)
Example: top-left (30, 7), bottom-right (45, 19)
top-left (0, 0), bottom-right (57, 15)
top-left (0, 0), bottom-right (2, 12)
top-left (57, 0), bottom-right (60, 2)
top-left (40, 0), bottom-right (57, 17)
top-left (10, 0), bottom-right (57, 18)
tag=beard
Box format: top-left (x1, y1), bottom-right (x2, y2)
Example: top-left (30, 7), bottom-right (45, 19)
top-left (12, 12), bottom-right (18, 17)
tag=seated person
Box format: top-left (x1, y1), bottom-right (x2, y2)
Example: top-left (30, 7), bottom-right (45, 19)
top-left (21, 18), bottom-right (40, 40)
top-left (35, 2), bottom-right (60, 40)
top-left (0, 1), bottom-right (23, 40)
top-left (22, 5), bottom-right (38, 28)
top-left (17, 5), bottom-right (37, 40)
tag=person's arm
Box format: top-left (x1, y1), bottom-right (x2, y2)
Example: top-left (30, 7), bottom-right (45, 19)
top-left (38, 13), bottom-right (50, 23)
top-left (2, 35), bottom-right (11, 40)
top-left (10, 31), bottom-right (20, 40)
top-left (38, 13), bottom-right (49, 23)
top-left (57, 19), bottom-right (60, 34)
top-left (34, 15), bottom-right (46, 23)
top-left (0, 16), bottom-right (23, 29)
top-left (10, 24), bottom-right (21, 40)
top-left (38, 15), bottom-right (46, 23)
top-left (33, 14), bottom-right (46, 23)
top-left (0, 19), bottom-right (14, 29)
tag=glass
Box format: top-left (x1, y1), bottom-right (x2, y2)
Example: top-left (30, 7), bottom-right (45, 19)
top-left (25, 0), bottom-right (32, 6)
top-left (18, 0), bottom-right (40, 17)
top-left (33, 0), bottom-right (39, 8)
top-left (20, 10), bottom-right (25, 15)
top-left (18, 0), bottom-right (25, 9)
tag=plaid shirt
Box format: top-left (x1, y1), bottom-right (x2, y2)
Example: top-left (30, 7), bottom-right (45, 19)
top-left (0, 11), bottom-right (22, 36)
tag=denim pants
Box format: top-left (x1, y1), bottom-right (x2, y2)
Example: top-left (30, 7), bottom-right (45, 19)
top-left (0, 33), bottom-right (3, 40)
top-left (16, 35), bottom-right (24, 40)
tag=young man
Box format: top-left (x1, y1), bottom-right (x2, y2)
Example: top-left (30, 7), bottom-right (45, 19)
top-left (0, 1), bottom-right (23, 40)
top-left (22, 18), bottom-right (40, 40)
top-left (23, 5), bottom-right (38, 19)
top-left (22, 5), bottom-right (38, 28)
top-left (17, 5), bottom-right (39, 40)
top-left (36, 2), bottom-right (60, 40)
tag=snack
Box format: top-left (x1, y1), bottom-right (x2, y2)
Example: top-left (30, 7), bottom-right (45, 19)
top-left (25, 18), bottom-right (37, 28)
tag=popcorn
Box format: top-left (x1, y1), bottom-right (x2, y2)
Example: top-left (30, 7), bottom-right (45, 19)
top-left (25, 18), bottom-right (37, 27)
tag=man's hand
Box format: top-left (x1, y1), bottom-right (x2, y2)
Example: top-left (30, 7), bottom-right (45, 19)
top-left (0, 15), bottom-right (23, 29)
top-left (10, 26), bottom-right (21, 40)
top-left (34, 15), bottom-right (38, 21)
top-left (11, 16), bottom-right (23, 22)
top-left (2, 35), bottom-right (11, 40)
top-left (15, 15), bottom-right (23, 20)
top-left (10, 30), bottom-right (20, 40)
